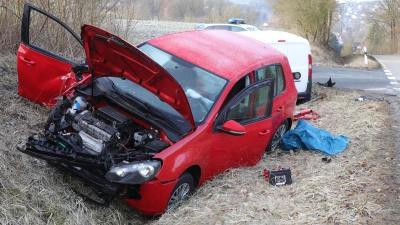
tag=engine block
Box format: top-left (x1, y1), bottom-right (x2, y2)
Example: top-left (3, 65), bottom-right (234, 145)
top-left (72, 110), bottom-right (118, 141)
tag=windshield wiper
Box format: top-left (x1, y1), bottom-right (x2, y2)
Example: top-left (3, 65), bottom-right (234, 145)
top-left (106, 79), bottom-right (142, 111)
top-left (124, 92), bottom-right (184, 134)
top-left (108, 80), bottom-right (184, 134)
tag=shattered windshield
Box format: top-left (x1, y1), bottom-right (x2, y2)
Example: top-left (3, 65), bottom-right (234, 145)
top-left (138, 43), bottom-right (227, 124)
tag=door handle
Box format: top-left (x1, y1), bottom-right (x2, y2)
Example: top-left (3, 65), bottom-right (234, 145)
top-left (19, 56), bottom-right (36, 66)
top-left (277, 106), bottom-right (284, 112)
top-left (258, 130), bottom-right (271, 136)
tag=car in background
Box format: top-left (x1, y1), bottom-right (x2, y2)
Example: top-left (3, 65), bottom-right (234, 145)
top-left (17, 3), bottom-right (297, 216)
top-left (196, 18), bottom-right (260, 32)
top-left (239, 31), bottom-right (313, 102)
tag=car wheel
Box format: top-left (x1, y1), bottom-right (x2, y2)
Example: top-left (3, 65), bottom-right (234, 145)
top-left (266, 120), bottom-right (288, 153)
top-left (166, 172), bottom-right (194, 212)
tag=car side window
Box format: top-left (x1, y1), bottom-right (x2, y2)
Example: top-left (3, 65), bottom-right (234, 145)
top-left (256, 65), bottom-right (285, 97)
top-left (210, 25), bottom-right (230, 31)
top-left (225, 84), bottom-right (272, 124)
top-left (276, 65), bottom-right (285, 96)
top-left (221, 75), bottom-right (250, 109)
top-left (231, 26), bottom-right (247, 32)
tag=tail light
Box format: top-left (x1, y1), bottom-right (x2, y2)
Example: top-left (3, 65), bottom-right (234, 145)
top-left (308, 54), bottom-right (312, 78)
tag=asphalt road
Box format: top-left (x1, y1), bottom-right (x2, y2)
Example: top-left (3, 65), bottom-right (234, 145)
top-left (373, 55), bottom-right (400, 90)
top-left (313, 66), bottom-right (391, 93)
top-left (313, 55), bottom-right (400, 95)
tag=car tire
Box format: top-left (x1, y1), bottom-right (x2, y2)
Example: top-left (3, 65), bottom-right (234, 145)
top-left (266, 120), bottom-right (289, 153)
top-left (166, 172), bottom-right (194, 212)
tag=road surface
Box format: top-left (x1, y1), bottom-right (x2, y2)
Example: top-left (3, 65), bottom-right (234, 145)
top-left (313, 55), bottom-right (400, 94)
top-left (373, 55), bottom-right (400, 91)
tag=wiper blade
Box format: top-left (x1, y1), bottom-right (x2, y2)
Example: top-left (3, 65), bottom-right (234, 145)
top-left (125, 92), bottom-right (184, 134)
top-left (106, 79), bottom-right (143, 111)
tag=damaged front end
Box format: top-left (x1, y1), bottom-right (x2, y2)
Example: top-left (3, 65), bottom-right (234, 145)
top-left (18, 94), bottom-right (172, 206)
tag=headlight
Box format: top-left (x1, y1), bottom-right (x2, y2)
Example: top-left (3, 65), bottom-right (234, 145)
top-left (105, 160), bottom-right (162, 184)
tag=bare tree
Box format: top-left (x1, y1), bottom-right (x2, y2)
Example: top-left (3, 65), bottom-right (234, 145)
top-left (270, 0), bottom-right (337, 46)
top-left (146, 0), bottom-right (168, 20)
top-left (368, 0), bottom-right (400, 53)
top-left (170, 0), bottom-right (189, 21)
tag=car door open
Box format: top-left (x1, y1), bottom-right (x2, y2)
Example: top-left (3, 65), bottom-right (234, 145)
top-left (17, 3), bottom-right (85, 109)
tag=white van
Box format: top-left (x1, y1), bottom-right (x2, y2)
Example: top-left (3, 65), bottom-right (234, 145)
top-left (239, 31), bottom-right (312, 102)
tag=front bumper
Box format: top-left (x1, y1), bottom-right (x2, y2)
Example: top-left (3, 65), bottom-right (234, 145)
top-left (18, 135), bottom-right (177, 215)
top-left (124, 178), bottom-right (178, 216)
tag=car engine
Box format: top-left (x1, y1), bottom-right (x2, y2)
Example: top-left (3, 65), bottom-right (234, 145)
top-left (24, 96), bottom-right (170, 168)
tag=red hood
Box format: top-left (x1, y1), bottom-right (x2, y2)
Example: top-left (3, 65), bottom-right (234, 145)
top-left (81, 25), bottom-right (195, 129)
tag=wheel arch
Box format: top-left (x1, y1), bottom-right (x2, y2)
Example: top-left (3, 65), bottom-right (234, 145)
top-left (184, 165), bottom-right (201, 188)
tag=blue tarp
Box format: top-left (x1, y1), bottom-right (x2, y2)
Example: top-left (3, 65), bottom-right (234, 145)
top-left (281, 120), bottom-right (349, 155)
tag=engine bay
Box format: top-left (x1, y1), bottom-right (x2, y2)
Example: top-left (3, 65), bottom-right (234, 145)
top-left (22, 95), bottom-right (171, 170)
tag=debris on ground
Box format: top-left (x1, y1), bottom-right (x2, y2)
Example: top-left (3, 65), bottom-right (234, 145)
top-left (322, 157), bottom-right (332, 163)
top-left (355, 95), bottom-right (385, 102)
top-left (294, 109), bottom-right (320, 121)
top-left (306, 92), bottom-right (327, 104)
top-left (281, 120), bottom-right (349, 155)
top-left (316, 77), bottom-right (336, 87)
top-left (264, 167), bottom-right (292, 186)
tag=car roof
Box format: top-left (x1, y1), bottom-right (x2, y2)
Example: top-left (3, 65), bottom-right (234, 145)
top-left (199, 23), bottom-right (258, 30)
top-left (239, 31), bottom-right (310, 45)
top-left (146, 30), bottom-right (286, 81)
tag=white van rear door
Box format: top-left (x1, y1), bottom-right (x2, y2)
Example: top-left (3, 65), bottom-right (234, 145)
top-left (286, 42), bottom-right (308, 93)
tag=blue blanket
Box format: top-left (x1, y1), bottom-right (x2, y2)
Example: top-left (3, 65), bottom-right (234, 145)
top-left (281, 120), bottom-right (349, 155)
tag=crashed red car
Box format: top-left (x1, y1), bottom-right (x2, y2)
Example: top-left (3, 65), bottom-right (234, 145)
top-left (17, 3), bottom-right (297, 216)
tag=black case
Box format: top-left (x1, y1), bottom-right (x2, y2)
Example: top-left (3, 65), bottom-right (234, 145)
top-left (268, 168), bottom-right (292, 185)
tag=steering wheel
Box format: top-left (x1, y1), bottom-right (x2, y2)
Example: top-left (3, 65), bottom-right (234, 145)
top-left (187, 96), bottom-right (208, 121)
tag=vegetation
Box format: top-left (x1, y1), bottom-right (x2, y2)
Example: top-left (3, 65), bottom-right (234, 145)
top-left (0, 0), bottom-right (261, 54)
top-left (269, 0), bottom-right (337, 46)
top-left (366, 0), bottom-right (400, 54)
top-left (341, 39), bottom-right (354, 56)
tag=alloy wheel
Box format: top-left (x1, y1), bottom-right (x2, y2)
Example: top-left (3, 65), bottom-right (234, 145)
top-left (271, 124), bottom-right (287, 152)
top-left (166, 183), bottom-right (190, 212)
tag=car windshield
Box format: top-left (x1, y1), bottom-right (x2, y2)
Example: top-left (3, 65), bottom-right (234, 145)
top-left (115, 43), bottom-right (227, 127)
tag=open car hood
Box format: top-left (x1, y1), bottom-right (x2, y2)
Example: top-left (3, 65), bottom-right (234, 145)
top-left (81, 25), bottom-right (195, 129)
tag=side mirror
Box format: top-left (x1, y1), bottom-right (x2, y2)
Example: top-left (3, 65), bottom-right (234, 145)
top-left (221, 120), bottom-right (246, 136)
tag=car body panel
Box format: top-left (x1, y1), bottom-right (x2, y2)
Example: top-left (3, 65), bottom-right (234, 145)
top-left (124, 179), bottom-right (177, 216)
top-left (269, 59), bottom-right (297, 133)
top-left (17, 43), bottom-right (79, 108)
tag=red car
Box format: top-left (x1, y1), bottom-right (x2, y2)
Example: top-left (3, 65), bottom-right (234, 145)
top-left (17, 3), bottom-right (297, 216)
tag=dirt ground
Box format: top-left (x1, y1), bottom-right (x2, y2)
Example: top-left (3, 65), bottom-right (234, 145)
top-left (1, 21), bottom-right (400, 224)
